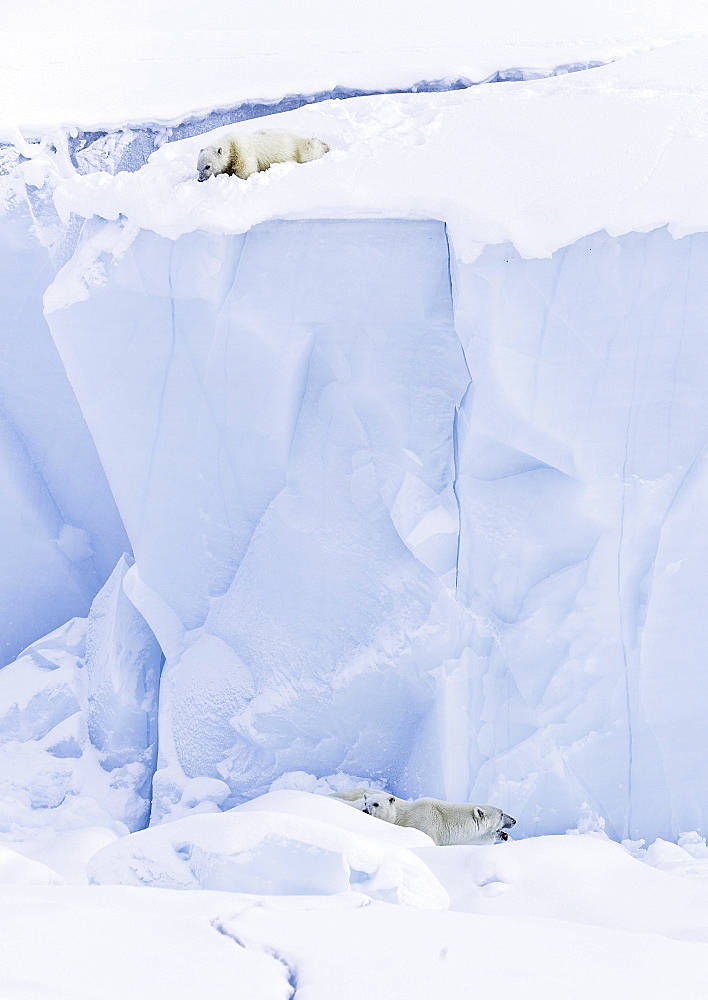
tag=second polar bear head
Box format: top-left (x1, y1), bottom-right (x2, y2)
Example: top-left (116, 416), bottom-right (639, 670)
top-left (197, 143), bottom-right (229, 182)
top-left (363, 791), bottom-right (398, 822)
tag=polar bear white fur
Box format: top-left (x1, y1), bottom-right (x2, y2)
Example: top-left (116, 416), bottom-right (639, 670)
top-left (197, 128), bottom-right (330, 181)
top-left (363, 793), bottom-right (516, 846)
top-left (329, 787), bottom-right (391, 810)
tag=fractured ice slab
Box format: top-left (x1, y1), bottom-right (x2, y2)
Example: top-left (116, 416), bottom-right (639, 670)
top-left (0, 555), bottom-right (162, 838)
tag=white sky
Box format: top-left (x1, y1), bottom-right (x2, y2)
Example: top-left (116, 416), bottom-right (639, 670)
top-left (5, 0), bottom-right (708, 35)
top-left (4, 1), bottom-right (708, 132)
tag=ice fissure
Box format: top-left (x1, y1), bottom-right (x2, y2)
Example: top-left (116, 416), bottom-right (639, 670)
top-left (212, 918), bottom-right (298, 1000)
top-left (12, 59), bottom-right (608, 179)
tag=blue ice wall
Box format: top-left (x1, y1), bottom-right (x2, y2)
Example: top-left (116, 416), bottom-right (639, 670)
top-left (0, 205), bottom-right (130, 664)
top-left (5, 202), bottom-right (708, 844)
top-left (47, 220), bottom-right (472, 819)
top-left (452, 227), bottom-right (708, 840)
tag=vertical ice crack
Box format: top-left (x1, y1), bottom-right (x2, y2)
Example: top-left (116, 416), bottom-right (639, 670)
top-left (451, 386), bottom-right (473, 596)
top-left (444, 225), bottom-right (473, 599)
top-left (617, 342), bottom-right (641, 840)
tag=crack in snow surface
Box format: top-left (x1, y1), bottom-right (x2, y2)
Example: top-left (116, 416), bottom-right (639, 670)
top-left (212, 915), bottom-right (298, 999)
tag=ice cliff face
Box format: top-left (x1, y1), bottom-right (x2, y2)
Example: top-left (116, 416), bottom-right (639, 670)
top-left (2, 43), bottom-right (708, 842)
top-left (452, 227), bottom-right (708, 840)
top-left (17, 212), bottom-right (705, 842)
top-left (46, 220), bottom-right (473, 820)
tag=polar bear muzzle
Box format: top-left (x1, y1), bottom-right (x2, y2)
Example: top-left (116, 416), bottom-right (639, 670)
top-left (497, 812), bottom-right (516, 840)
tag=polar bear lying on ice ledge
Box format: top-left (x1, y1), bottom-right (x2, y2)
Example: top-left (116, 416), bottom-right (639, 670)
top-left (197, 128), bottom-right (330, 181)
top-left (330, 788), bottom-right (516, 845)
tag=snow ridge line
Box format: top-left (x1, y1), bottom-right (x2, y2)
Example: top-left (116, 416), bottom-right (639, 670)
top-left (156, 58), bottom-right (607, 143)
top-left (211, 917), bottom-right (298, 998)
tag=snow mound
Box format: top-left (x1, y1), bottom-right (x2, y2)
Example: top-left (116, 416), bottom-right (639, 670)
top-left (231, 789), bottom-right (434, 848)
top-left (9, 826), bottom-right (120, 886)
top-left (0, 843), bottom-right (63, 885)
top-left (635, 833), bottom-right (708, 880)
top-left (88, 790), bottom-right (446, 908)
top-left (414, 834), bottom-right (708, 942)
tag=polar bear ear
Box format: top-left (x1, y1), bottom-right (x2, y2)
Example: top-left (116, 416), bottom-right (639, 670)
top-left (474, 807), bottom-right (485, 822)
top-left (388, 796), bottom-right (395, 804)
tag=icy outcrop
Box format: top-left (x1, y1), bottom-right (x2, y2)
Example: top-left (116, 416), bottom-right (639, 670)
top-left (0, 555), bottom-right (162, 839)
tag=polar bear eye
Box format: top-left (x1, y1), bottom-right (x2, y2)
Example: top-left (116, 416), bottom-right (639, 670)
top-left (216, 147), bottom-right (222, 156)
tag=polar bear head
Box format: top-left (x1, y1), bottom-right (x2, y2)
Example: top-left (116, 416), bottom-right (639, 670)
top-left (475, 805), bottom-right (516, 841)
top-left (197, 143), bottom-right (229, 182)
top-left (363, 791), bottom-right (398, 823)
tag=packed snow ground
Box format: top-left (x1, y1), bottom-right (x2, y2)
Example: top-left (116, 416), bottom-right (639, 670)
top-left (3, 791), bottom-right (708, 998)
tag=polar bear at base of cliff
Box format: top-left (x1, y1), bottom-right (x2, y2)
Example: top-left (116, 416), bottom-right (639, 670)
top-left (328, 787), bottom-right (390, 811)
top-left (197, 129), bottom-right (330, 181)
top-left (363, 793), bottom-right (516, 846)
